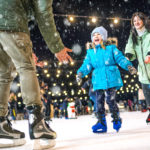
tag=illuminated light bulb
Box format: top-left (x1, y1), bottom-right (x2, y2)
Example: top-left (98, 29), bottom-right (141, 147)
top-left (18, 93), bottom-right (22, 97)
top-left (46, 74), bottom-right (50, 77)
top-left (17, 83), bottom-right (20, 87)
top-left (69, 16), bottom-right (74, 22)
top-left (44, 61), bottom-right (48, 66)
top-left (44, 69), bottom-right (48, 73)
top-left (70, 61), bottom-right (74, 65)
top-left (56, 74), bottom-right (59, 78)
top-left (57, 70), bottom-right (61, 74)
top-left (66, 74), bottom-right (70, 78)
top-left (85, 75), bottom-right (88, 78)
top-left (58, 62), bottom-right (62, 66)
top-left (114, 18), bottom-right (119, 24)
top-left (91, 17), bottom-right (97, 23)
top-left (48, 91), bottom-right (51, 95)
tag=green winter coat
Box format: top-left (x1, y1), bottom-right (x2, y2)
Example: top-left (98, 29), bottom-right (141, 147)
top-left (125, 30), bottom-right (150, 84)
top-left (0, 0), bottom-right (64, 53)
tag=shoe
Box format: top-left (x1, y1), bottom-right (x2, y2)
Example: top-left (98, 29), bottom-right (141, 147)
top-left (92, 114), bottom-right (107, 133)
top-left (0, 116), bottom-right (26, 148)
top-left (111, 112), bottom-right (122, 132)
top-left (27, 105), bottom-right (56, 140)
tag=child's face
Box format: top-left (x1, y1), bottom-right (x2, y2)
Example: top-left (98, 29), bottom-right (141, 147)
top-left (133, 16), bottom-right (144, 30)
top-left (92, 33), bottom-right (103, 45)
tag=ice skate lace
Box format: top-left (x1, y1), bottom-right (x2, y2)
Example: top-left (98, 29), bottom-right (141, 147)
top-left (5, 117), bottom-right (13, 129)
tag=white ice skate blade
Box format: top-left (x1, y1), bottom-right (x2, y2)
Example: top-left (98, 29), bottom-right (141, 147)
top-left (0, 138), bottom-right (26, 148)
top-left (32, 139), bottom-right (56, 150)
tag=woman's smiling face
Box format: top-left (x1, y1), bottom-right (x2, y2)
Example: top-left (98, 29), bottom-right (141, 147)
top-left (133, 16), bottom-right (144, 30)
top-left (92, 32), bottom-right (103, 45)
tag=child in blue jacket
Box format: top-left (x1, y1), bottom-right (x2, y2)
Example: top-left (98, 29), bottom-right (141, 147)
top-left (76, 26), bottom-right (136, 133)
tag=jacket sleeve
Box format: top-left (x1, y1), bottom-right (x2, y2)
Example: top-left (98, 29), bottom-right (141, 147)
top-left (125, 34), bottom-right (136, 61)
top-left (112, 45), bottom-right (133, 71)
top-left (32, 0), bottom-right (64, 54)
top-left (77, 51), bottom-right (93, 77)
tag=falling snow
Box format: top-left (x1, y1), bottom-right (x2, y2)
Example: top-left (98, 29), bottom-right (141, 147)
top-left (72, 44), bottom-right (82, 55)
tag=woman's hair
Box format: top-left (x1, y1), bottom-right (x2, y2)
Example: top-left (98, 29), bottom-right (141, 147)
top-left (131, 12), bottom-right (150, 45)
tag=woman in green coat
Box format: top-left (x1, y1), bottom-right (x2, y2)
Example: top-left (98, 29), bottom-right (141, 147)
top-left (125, 12), bottom-right (150, 124)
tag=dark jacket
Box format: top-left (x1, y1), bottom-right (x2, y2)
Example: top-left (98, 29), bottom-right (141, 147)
top-left (0, 0), bottom-right (64, 53)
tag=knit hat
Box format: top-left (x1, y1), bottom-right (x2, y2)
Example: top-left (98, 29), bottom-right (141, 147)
top-left (91, 26), bottom-right (108, 42)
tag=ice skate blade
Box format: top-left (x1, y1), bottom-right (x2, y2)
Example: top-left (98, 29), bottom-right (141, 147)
top-left (32, 139), bottom-right (56, 150)
top-left (0, 138), bottom-right (26, 148)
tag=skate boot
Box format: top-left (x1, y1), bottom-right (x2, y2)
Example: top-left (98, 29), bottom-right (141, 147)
top-left (111, 112), bottom-right (122, 132)
top-left (146, 109), bottom-right (150, 124)
top-left (0, 116), bottom-right (26, 148)
top-left (92, 114), bottom-right (107, 133)
top-left (27, 105), bottom-right (57, 150)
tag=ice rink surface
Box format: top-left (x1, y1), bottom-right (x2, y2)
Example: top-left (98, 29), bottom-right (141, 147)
top-left (1, 111), bottom-right (150, 150)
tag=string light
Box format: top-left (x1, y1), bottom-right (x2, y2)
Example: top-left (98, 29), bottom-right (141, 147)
top-left (46, 74), bottom-right (50, 77)
top-left (54, 14), bottom-right (131, 22)
top-left (69, 16), bottom-right (75, 22)
top-left (113, 18), bottom-right (119, 24)
top-left (44, 61), bottom-right (48, 66)
top-left (44, 69), bottom-right (48, 74)
top-left (91, 17), bottom-right (97, 23)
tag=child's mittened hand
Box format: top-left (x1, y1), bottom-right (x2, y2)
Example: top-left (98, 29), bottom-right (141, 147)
top-left (128, 66), bottom-right (137, 75)
top-left (144, 55), bottom-right (150, 64)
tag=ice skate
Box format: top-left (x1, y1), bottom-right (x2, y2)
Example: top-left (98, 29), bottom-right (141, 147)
top-left (27, 105), bottom-right (57, 150)
top-left (92, 114), bottom-right (107, 133)
top-left (111, 112), bottom-right (122, 132)
top-left (0, 116), bottom-right (26, 148)
top-left (146, 113), bottom-right (150, 124)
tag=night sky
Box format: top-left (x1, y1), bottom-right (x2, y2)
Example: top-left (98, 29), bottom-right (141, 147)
top-left (30, 0), bottom-right (149, 61)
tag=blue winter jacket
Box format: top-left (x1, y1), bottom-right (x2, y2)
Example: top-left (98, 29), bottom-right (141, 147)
top-left (77, 44), bottom-right (132, 90)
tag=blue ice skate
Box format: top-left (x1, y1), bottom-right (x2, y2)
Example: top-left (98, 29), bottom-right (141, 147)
top-left (92, 114), bottom-right (107, 133)
top-left (113, 119), bottom-right (122, 132)
top-left (111, 112), bottom-right (122, 132)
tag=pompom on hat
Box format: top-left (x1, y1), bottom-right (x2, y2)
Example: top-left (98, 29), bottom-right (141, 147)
top-left (91, 26), bottom-right (108, 42)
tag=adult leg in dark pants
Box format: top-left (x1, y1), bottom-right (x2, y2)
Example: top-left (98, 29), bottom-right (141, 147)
top-left (142, 84), bottom-right (150, 123)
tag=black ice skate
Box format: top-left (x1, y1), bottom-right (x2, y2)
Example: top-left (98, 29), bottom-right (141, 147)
top-left (27, 105), bottom-right (56, 149)
top-left (146, 113), bottom-right (150, 124)
top-left (0, 116), bottom-right (26, 148)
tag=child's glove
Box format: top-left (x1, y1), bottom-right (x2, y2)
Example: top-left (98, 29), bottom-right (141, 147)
top-left (76, 73), bottom-right (82, 83)
top-left (128, 66), bottom-right (137, 75)
top-left (144, 55), bottom-right (150, 64)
